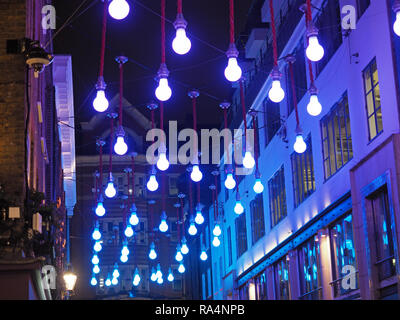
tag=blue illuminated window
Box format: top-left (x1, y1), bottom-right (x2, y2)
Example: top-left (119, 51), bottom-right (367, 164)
top-left (250, 194), bottom-right (265, 244)
top-left (235, 213), bottom-right (248, 258)
top-left (274, 255), bottom-right (291, 300)
top-left (227, 226), bottom-right (233, 266)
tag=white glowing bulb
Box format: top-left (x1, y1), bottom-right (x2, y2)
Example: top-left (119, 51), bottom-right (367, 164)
top-left (129, 212), bottom-right (139, 226)
top-left (307, 94), bottom-right (322, 116)
top-left (114, 136), bottom-right (128, 155)
top-left (105, 277), bottom-right (112, 287)
top-left (90, 277), bottom-right (98, 286)
top-left (243, 151), bottom-right (255, 169)
top-left (95, 202), bottom-right (106, 217)
top-left (121, 245), bottom-right (129, 256)
top-left (157, 151), bottom-right (170, 171)
top-left (105, 181), bottom-right (116, 198)
top-left (213, 225), bottom-right (222, 237)
top-left (224, 57), bottom-right (242, 82)
top-left (306, 36), bottom-right (325, 62)
top-left (156, 266), bottom-right (162, 279)
top-left (150, 271), bottom-right (157, 282)
top-left (91, 254), bottom-right (100, 265)
top-left (155, 78), bottom-right (172, 102)
top-left (124, 225), bottom-right (134, 238)
top-left (294, 135), bottom-right (307, 154)
top-left (120, 254), bottom-right (128, 263)
top-left (111, 277), bottom-right (118, 285)
top-left (178, 263), bottom-right (185, 274)
top-left (147, 174), bottom-right (159, 192)
top-left (92, 228), bottom-right (101, 241)
top-left (149, 243), bottom-right (157, 260)
top-left (224, 173), bottom-right (236, 190)
top-left (234, 201), bottom-right (244, 215)
top-left (188, 222), bottom-right (197, 236)
top-left (133, 272), bottom-right (141, 286)
top-left (200, 250), bottom-right (208, 261)
top-left (172, 28), bottom-right (191, 55)
top-left (195, 211), bottom-right (204, 225)
top-left (93, 265), bottom-right (100, 274)
top-left (268, 80), bottom-right (285, 103)
top-left (212, 236), bottom-right (221, 247)
top-left (108, 0), bottom-right (130, 20)
top-left (253, 179), bottom-right (264, 194)
top-left (159, 212), bottom-right (169, 233)
top-left (157, 277), bottom-right (164, 285)
top-left (93, 90), bottom-right (109, 112)
top-left (168, 271), bottom-right (174, 282)
top-left (112, 268), bottom-right (120, 279)
top-left (181, 243), bottom-right (189, 255)
top-left (394, 12), bottom-right (400, 36)
top-left (175, 251), bottom-right (183, 262)
top-left (93, 241), bottom-right (102, 252)
top-left (191, 165), bottom-right (203, 182)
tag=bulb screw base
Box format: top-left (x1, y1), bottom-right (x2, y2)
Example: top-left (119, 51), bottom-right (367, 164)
top-left (115, 55), bottom-right (128, 65)
top-left (157, 63), bottom-right (170, 79)
top-left (394, 0), bottom-right (400, 12)
top-left (173, 13), bottom-right (188, 29)
top-left (188, 89), bottom-right (200, 99)
top-left (219, 101), bottom-right (231, 110)
top-left (116, 125), bottom-right (125, 138)
top-left (295, 125), bottom-right (303, 136)
top-left (306, 21), bottom-right (319, 38)
top-left (226, 43), bottom-right (239, 59)
top-left (271, 66), bottom-right (282, 81)
top-left (96, 138), bottom-right (106, 147)
top-left (107, 112), bottom-right (118, 119)
top-left (95, 76), bottom-right (107, 91)
top-left (147, 102), bottom-right (159, 111)
top-left (309, 82), bottom-right (319, 95)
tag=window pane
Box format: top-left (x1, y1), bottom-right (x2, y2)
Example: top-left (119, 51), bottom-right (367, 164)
top-left (368, 116), bottom-right (377, 139)
top-left (366, 93), bottom-right (374, 116)
top-left (364, 69), bottom-right (372, 93)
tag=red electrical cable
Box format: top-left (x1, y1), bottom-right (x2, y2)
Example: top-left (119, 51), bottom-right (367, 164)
top-left (197, 183), bottom-right (200, 204)
top-left (289, 62), bottom-right (300, 126)
top-left (99, 0), bottom-right (108, 78)
top-left (189, 178), bottom-right (193, 215)
top-left (119, 62), bottom-right (124, 127)
top-left (160, 102), bottom-right (164, 132)
top-left (179, 196), bottom-right (184, 238)
top-left (149, 202), bottom-right (154, 241)
top-left (239, 80), bottom-right (247, 149)
top-left (131, 156), bottom-right (135, 204)
top-left (269, 0), bottom-right (278, 67)
top-left (109, 117), bottom-right (114, 173)
top-left (126, 170), bottom-right (130, 207)
top-left (162, 174), bottom-right (166, 212)
top-left (229, 0), bottom-right (235, 44)
top-left (177, 204), bottom-right (180, 241)
top-left (95, 172), bottom-right (98, 200)
top-left (177, 0), bottom-right (182, 14)
top-left (99, 143), bottom-right (103, 194)
top-left (306, 0), bottom-right (312, 23)
top-left (214, 174), bottom-right (219, 217)
top-left (252, 115), bottom-right (260, 173)
top-left (161, 0), bottom-right (166, 64)
top-left (192, 96), bottom-right (197, 133)
top-left (212, 187), bottom-right (216, 220)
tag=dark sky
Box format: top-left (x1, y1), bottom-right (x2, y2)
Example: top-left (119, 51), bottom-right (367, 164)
top-left (53, 0), bottom-right (254, 132)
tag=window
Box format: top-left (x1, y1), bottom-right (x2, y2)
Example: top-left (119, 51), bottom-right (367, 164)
top-left (274, 256), bottom-right (291, 300)
top-left (235, 213), bottom-right (248, 258)
top-left (315, 0), bottom-right (343, 76)
top-left (285, 39), bottom-right (307, 115)
top-left (207, 268), bottom-right (212, 298)
top-left (239, 284), bottom-right (249, 300)
top-left (298, 236), bottom-right (322, 300)
top-left (227, 226), bottom-right (233, 266)
top-left (254, 271), bottom-right (268, 300)
top-left (169, 176), bottom-right (179, 196)
top-left (263, 98), bottom-right (281, 146)
top-left (321, 92), bottom-right (353, 179)
top-left (363, 58), bottom-right (383, 140)
top-left (268, 166), bottom-right (287, 227)
top-left (249, 114), bottom-right (260, 160)
top-left (250, 194), bottom-right (265, 244)
top-left (357, 0), bottom-right (370, 19)
top-left (368, 186), bottom-right (396, 281)
top-left (291, 135), bottom-right (315, 207)
top-left (330, 213), bottom-right (358, 297)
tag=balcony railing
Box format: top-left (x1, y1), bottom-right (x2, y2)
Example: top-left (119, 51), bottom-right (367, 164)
top-left (299, 287), bottom-right (323, 300)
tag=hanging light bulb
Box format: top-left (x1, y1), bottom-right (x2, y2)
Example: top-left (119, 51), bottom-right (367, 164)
top-left (157, 276), bottom-right (164, 285)
top-left (268, 67), bottom-right (285, 103)
top-left (213, 224), bottom-right (222, 237)
top-left (93, 241), bottom-right (102, 253)
top-left (307, 84), bottom-right (322, 116)
top-left (159, 211), bottom-right (169, 232)
top-left (93, 89), bottom-right (109, 113)
top-left (200, 250), bottom-right (208, 261)
top-left (105, 173), bottom-right (117, 198)
top-left (175, 249), bottom-right (183, 262)
top-left (111, 277), bottom-right (118, 286)
top-left (156, 264), bottom-right (162, 279)
top-left (394, 2), bottom-right (400, 36)
top-left (212, 236), bottom-right (221, 247)
top-left (167, 268), bottom-right (174, 282)
top-left (243, 151), bottom-right (255, 169)
top-left (190, 165), bottom-right (203, 182)
top-left (150, 268), bottom-right (158, 282)
top-left (121, 244), bottom-right (129, 256)
top-left (105, 275), bottom-right (112, 287)
top-left (93, 265), bottom-right (100, 274)
top-left (129, 204), bottom-right (139, 226)
top-left (178, 263), bottom-right (185, 274)
top-left (224, 44), bottom-right (242, 82)
top-left (157, 152), bottom-right (170, 171)
top-left (133, 268), bottom-right (141, 286)
top-left (92, 227), bottom-right (101, 241)
top-left (95, 200), bottom-right (106, 217)
top-left (149, 242), bottom-right (157, 260)
top-left (112, 266), bottom-right (120, 278)
top-left (90, 276), bottom-right (98, 286)
top-left (234, 200), bottom-right (244, 215)
top-left (155, 64), bottom-right (172, 102)
top-left (306, 23), bottom-right (324, 62)
top-left (91, 254), bottom-right (100, 265)
top-left (188, 219), bottom-right (197, 236)
top-left (124, 224), bottom-right (134, 238)
top-left (195, 205), bottom-right (204, 225)
top-left (294, 132), bottom-right (307, 154)
top-left (108, 0), bottom-right (130, 20)
top-left (120, 254), bottom-right (128, 263)
top-left (172, 14), bottom-right (191, 55)
top-left (147, 171), bottom-right (159, 192)
top-left (181, 237), bottom-right (189, 255)
top-left (224, 172), bottom-right (236, 190)
top-left (253, 178), bottom-right (264, 194)
top-left (114, 127), bottom-right (128, 156)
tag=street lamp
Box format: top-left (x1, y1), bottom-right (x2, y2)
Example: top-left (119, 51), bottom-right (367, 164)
top-left (63, 265), bottom-right (77, 296)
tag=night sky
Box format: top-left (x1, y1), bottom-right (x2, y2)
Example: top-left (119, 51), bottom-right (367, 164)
top-left (53, 0), bottom-right (254, 136)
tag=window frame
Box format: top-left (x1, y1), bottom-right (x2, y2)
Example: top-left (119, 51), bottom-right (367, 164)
top-left (268, 165), bottom-right (287, 227)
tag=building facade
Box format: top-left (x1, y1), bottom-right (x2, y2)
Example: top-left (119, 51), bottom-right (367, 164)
top-left (210, 0), bottom-right (400, 300)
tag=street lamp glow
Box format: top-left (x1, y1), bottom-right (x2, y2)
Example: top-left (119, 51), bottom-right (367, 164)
top-left (114, 136), bottom-right (128, 156)
top-left (149, 242), bottom-right (157, 260)
top-left (306, 36), bottom-right (324, 62)
top-left (268, 80), bottom-right (285, 103)
top-left (159, 211), bottom-right (168, 233)
top-left (224, 173), bottom-right (236, 190)
top-left (213, 224), bottom-right (222, 237)
top-left (155, 78), bottom-right (172, 102)
top-left (124, 224), bottom-right (134, 238)
top-left (129, 211), bottom-right (139, 226)
top-left (294, 134), bottom-right (307, 154)
top-left (91, 254), bottom-right (100, 265)
top-left (190, 165), bottom-right (203, 182)
top-left (253, 179), bottom-right (264, 194)
top-left (156, 151), bottom-right (170, 171)
top-left (243, 151), bottom-right (255, 169)
top-left (234, 201), bottom-right (244, 215)
top-left (93, 265), bottom-right (100, 274)
top-left (93, 90), bottom-right (109, 113)
top-left (93, 241), bottom-right (102, 252)
top-left (172, 28), bottom-right (191, 55)
top-left (64, 271), bottom-right (78, 291)
top-left (188, 222), bottom-right (197, 236)
top-left (95, 201), bottom-right (106, 217)
top-left (195, 210), bottom-right (204, 225)
top-left (307, 94), bottom-right (322, 116)
top-left (147, 174), bottom-right (159, 192)
top-left (105, 180), bottom-right (117, 199)
top-left (92, 227), bottom-right (101, 241)
top-left (212, 236), bottom-right (221, 247)
top-left (178, 263), bottom-right (185, 274)
top-left (224, 57), bottom-right (242, 82)
top-left (200, 250), bottom-right (208, 261)
top-left (108, 0), bottom-right (130, 20)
